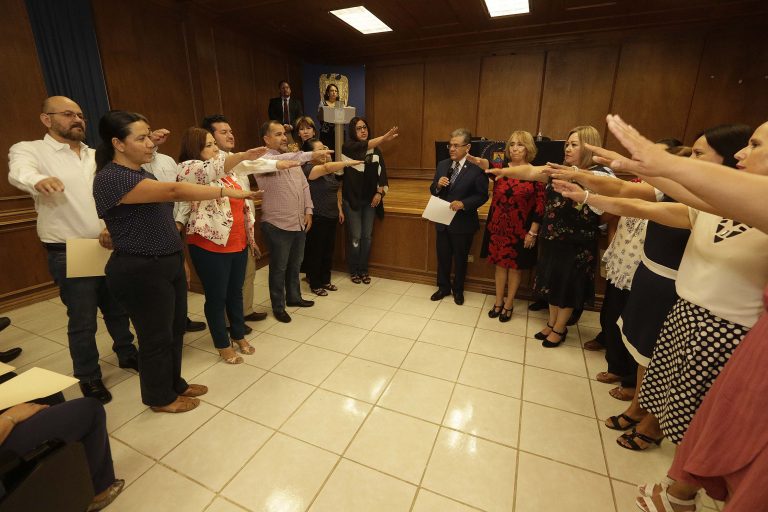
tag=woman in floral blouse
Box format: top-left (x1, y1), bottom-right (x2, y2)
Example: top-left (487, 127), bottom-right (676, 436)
top-left (177, 127), bottom-right (291, 364)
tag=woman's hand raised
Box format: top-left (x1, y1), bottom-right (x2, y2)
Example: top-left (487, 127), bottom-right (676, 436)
top-left (243, 147), bottom-right (270, 161)
top-left (551, 179), bottom-right (587, 202)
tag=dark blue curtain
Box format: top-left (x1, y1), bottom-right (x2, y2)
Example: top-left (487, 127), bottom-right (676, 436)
top-left (25, 0), bottom-right (110, 147)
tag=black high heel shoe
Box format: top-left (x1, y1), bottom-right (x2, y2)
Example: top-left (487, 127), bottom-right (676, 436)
top-left (542, 328), bottom-right (568, 348)
top-left (499, 307), bottom-right (513, 323)
top-left (534, 323), bottom-right (554, 340)
top-left (488, 305), bottom-right (502, 318)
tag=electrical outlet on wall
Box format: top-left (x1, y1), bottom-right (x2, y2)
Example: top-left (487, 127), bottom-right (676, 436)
top-left (467, 255), bottom-right (474, 263)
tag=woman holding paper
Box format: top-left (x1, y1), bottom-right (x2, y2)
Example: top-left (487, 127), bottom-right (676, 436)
top-left (93, 110), bottom-right (264, 413)
top-left (340, 118), bottom-right (398, 284)
top-left (1, 397), bottom-right (124, 510)
top-left (176, 127), bottom-right (289, 364)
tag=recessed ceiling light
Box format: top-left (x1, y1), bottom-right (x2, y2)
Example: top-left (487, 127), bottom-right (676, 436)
top-left (483, 0), bottom-right (530, 18)
top-left (330, 6), bottom-right (392, 34)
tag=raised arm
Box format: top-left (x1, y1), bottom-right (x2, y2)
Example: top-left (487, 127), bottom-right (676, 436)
top-left (121, 178), bottom-right (260, 205)
top-left (366, 126), bottom-right (399, 150)
top-left (8, 142), bottom-right (64, 196)
top-left (307, 160), bottom-right (362, 180)
top-left (486, 163), bottom-right (549, 183)
top-left (552, 179), bottom-right (691, 229)
top-left (543, 163), bottom-right (656, 200)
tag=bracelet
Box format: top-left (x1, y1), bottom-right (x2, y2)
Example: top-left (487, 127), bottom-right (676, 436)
top-left (583, 190), bottom-right (590, 205)
top-left (571, 165), bottom-right (579, 171)
top-left (1, 415), bottom-right (16, 426)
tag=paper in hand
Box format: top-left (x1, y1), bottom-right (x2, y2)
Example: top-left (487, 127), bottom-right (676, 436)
top-left (0, 367), bottom-right (79, 410)
top-left (422, 195), bottom-right (457, 225)
top-left (66, 239), bottom-right (111, 278)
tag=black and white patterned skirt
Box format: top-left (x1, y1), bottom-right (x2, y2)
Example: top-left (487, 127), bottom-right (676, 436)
top-left (637, 298), bottom-right (749, 444)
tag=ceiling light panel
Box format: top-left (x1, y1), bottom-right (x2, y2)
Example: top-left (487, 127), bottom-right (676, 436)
top-left (484, 0), bottom-right (530, 17)
top-left (330, 6), bottom-right (393, 34)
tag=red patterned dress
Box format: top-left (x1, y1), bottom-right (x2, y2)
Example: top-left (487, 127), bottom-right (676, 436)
top-left (484, 177), bottom-right (545, 269)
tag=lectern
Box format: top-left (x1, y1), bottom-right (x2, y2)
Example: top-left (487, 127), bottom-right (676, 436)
top-left (321, 105), bottom-right (356, 161)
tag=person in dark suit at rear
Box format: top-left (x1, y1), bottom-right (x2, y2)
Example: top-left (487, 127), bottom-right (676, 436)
top-left (429, 128), bottom-right (489, 305)
top-left (267, 80), bottom-right (303, 139)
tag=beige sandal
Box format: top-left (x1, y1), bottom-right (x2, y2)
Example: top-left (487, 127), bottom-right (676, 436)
top-left (219, 346), bottom-right (244, 364)
top-left (233, 339), bottom-right (255, 355)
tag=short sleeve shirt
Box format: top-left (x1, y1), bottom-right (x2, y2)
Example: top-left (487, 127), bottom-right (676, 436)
top-left (93, 162), bottom-right (182, 256)
top-left (302, 162), bottom-right (341, 218)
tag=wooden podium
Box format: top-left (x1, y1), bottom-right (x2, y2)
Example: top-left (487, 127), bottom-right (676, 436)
top-left (321, 105), bottom-right (356, 161)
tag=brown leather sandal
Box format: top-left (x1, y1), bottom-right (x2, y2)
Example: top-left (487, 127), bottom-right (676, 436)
top-left (596, 371), bottom-right (621, 384)
top-left (181, 384), bottom-right (208, 397)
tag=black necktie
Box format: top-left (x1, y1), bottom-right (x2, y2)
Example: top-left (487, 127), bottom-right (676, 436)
top-left (282, 99), bottom-right (289, 124)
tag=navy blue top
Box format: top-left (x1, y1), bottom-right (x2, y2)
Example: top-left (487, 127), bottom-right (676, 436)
top-left (93, 162), bottom-right (182, 256)
top-left (302, 162), bottom-right (341, 219)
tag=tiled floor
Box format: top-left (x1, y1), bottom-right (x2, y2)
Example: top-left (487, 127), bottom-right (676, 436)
top-left (1, 269), bottom-right (724, 512)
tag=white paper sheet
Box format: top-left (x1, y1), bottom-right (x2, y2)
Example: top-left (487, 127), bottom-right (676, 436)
top-left (341, 154), bottom-right (365, 173)
top-left (0, 362), bottom-right (15, 377)
top-left (66, 239), bottom-right (112, 278)
top-left (422, 195), bottom-right (457, 226)
top-left (0, 367), bottom-right (79, 410)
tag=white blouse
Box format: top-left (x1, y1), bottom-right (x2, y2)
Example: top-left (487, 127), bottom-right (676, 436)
top-left (603, 216), bottom-right (647, 290)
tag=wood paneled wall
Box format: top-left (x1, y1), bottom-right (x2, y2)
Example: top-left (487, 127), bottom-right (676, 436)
top-left (366, 29), bottom-right (768, 177)
top-left (1, 0), bottom-right (300, 310)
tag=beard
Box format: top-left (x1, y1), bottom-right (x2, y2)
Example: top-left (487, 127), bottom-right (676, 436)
top-left (52, 122), bottom-right (86, 142)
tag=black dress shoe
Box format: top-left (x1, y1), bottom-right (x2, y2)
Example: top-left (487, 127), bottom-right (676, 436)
top-left (118, 355), bottom-right (139, 372)
top-left (0, 347), bottom-right (22, 364)
top-left (453, 293), bottom-right (464, 305)
top-left (244, 312), bottom-right (268, 322)
top-left (528, 299), bottom-right (548, 311)
top-left (0, 317), bottom-right (10, 332)
top-left (186, 317), bottom-right (207, 332)
top-left (273, 310), bottom-right (292, 323)
top-left (286, 299), bottom-right (314, 307)
top-left (79, 379), bottom-right (112, 404)
top-left (430, 289), bottom-right (450, 301)
top-left (227, 324), bottom-right (253, 335)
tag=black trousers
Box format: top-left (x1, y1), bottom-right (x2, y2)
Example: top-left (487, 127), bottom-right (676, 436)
top-left (304, 216), bottom-right (337, 289)
top-left (436, 230), bottom-right (474, 294)
top-left (2, 398), bottom-right (115, 494)
top-left (601, 282), bottom-right (637, 387)
top-left (105, 252), bottom-right (188, 407)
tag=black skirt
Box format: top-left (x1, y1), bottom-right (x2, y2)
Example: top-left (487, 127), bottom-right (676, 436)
top-left (621, 262), bottom-right (678, 360)
top-left (534, 238), bottom-right (597, 309)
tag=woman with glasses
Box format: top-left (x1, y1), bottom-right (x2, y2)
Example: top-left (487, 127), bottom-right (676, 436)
top-left (340, 117), bottom-right (398, 284)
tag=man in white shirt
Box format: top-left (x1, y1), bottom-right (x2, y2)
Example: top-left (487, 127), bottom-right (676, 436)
top-left (7, 96), bottom-right (138, 404)
top-left (201, 114), bottom-right (268, 326)
top-left (142, 129), bottom-right (206, 333)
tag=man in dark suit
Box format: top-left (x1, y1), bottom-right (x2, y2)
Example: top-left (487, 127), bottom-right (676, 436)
top-left (429, 128), bottom-right (489, 305)
top-left (267, 80), bottom-right (303, 138)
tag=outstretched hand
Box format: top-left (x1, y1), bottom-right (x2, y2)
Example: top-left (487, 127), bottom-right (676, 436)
top-left (150, 129), bottom-right (171, 146)
top-left (383, 126), bottom-right (399, 142)
top-left (588, 114), bottom-right (674, 177)
top-left (541, 162), bottom-right (580, 182)
top-left (276, 160), bottom-right (301, 170)
top-left (243, 147), bottom-right (269, 161)
top-left (551, 179), bottom-right (586, 202)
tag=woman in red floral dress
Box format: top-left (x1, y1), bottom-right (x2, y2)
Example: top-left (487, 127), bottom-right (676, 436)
top-left (480, 131), bottom-right (545, 322)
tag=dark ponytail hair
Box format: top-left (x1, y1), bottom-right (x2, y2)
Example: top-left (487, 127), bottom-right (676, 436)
top-left (698, 124), bottom-right (752, 169)
top-left (302, 137), bottom-right (322, 152)
top-left (95, 110), bottom-right (148, 172)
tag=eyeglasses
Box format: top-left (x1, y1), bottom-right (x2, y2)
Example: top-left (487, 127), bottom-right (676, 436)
top-left (355, 126), bottom-right (368, 132)
top-left (46, 111), bottom-right (85, 120)
top-left (446, 143), bottom-right (470, 149)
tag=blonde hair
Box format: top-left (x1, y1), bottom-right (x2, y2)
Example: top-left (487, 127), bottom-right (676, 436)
top-left (295, 116), bottom-right (317, 134)
top-left (567, 125), bottom-right (602, 169)
top-left (505, 130), bottom-right (537, 163)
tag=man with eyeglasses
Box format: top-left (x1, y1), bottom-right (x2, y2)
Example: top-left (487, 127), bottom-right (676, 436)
top-left (429, 128), bottom-right (489, 305)
top-left (8, 96), bottom-right (138, 404)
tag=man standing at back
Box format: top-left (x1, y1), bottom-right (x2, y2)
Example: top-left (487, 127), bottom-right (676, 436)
top-left (8, 96), bottom-right (138, 403)
top-left (429, 128), bottom-right (489, 305)
top-left (201, 114), bottom-right (268, 326)
top-left (268, 81), bottom-right (303, 141)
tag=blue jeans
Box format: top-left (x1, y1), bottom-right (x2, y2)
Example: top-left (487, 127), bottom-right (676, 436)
top-left (188, 245), bottom-right (248, 348)
top-left (46, 248), bottom-right (136, 382)
top-left (343, 200), bottom-right (376, 275)
top-left (261, 222), bottom-right (305, 311)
